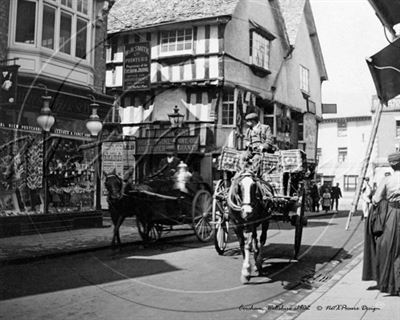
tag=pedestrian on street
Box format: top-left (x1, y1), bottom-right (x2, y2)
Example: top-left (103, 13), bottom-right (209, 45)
top-left (330, 183), bottom-right (342, 211)
top-left (361, 177), bottom-right (372, 221)
top-left (311, 182), bottom-right (320, 212)
top-left (368, 152), bottom-right (400, 296)
top-left (321, 188), bottom-right (331, 213)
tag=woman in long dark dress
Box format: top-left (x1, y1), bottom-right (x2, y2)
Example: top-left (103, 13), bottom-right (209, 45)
top-left (370, 152), bottom-right (400, 296)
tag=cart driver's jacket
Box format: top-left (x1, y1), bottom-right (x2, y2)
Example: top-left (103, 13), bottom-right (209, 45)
top-left (244, 122), bottom-right (273, 151)
top-left (242, 122), bottom-right (273, 174)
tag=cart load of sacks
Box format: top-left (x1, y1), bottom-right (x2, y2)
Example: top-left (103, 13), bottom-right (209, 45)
top-left (218, 147), bottom-right (307, 196)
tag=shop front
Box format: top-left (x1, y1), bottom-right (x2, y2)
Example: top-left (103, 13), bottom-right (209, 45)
top-left (0, 75), bottom-right (113, 237)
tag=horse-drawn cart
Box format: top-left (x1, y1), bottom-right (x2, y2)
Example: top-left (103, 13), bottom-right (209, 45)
top-left (212, 147), bottom-right (308, 259)
top-left (129, 176), bottom-right (214, 243)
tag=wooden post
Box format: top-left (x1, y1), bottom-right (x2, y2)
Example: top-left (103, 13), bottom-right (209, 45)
top-left (345, 101), bottom-right (386, 230)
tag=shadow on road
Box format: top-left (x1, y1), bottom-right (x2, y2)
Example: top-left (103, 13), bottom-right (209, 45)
top-left (258, 243), bottom-right (352, 290)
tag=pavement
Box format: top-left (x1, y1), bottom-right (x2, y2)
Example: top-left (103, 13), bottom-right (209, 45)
top-left (0, 217), bottom-right (193, 263)
top-left (1, 209), bottom-right (398, 320)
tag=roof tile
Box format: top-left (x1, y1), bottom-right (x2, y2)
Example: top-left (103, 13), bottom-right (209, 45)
top-left (108, 0), bottom-right (240, 33)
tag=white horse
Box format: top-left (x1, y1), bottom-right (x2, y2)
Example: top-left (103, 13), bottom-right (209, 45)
top-left (227, 171), bottom-right (274, 283)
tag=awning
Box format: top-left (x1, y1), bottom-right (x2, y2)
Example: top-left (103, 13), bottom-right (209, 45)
top-left (368, 0), bottom-right (400, 34)
top-left (367, 37), bottom-right (400, 104)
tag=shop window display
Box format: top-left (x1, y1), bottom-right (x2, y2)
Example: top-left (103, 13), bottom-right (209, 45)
top-left (0, 129), bottom-right (96, 216)
top-left (48, 139), bottom-right (95, 213)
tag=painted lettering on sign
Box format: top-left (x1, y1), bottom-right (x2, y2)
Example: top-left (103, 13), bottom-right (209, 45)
top-left (124, 42), bottom-right (151, 90)
top-left (136, 136), bottom-right (199, 154)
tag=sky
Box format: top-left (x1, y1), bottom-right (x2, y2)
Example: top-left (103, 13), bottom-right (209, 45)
top-left (309, 0), bottom-right (389, 117)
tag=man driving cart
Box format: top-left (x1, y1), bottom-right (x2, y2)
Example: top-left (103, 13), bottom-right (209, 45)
top-left (242, 112), bottom-right (275, 173)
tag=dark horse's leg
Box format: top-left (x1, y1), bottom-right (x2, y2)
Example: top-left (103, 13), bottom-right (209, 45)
top-left (114, 215), bottom-right (125, 247)
top-left (110, 203), bottom-right (126, 248)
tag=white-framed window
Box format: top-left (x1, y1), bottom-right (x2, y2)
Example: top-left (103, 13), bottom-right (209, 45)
top-left (221, 89), bottom-right (235, 126)
top-left (160, 29), bottom-right (193, 56)
top-left (338, 147), bottom-right (347, 163)
top-left (300, 65), bottom-right (310, 93)
top-left (250, 31), bottom-right (271, 70)
top-left (337, 121), bottom-right (347, 137)
top-left (14, 0), bottom-right (91, 61)
top-left (396, 120), bottom-right (400, 137)
top-left (344, 175), bottom-right (358, 191)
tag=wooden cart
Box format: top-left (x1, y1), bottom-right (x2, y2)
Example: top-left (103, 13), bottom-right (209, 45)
top-left (212, 147), bottom-right (307, 259)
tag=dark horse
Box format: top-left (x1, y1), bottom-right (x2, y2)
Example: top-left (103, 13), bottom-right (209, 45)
top-left (104, 170), bottom-right (176, 247)
top-left (227, 170), bottom-right (274, 283)
top-left (104, 170), bottom-right (153, 247)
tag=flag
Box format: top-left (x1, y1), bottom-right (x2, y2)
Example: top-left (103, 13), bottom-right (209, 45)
top-left (367, 38), bottom-right (400, 104)
top-left (368, 0), bottom-right (400, 34)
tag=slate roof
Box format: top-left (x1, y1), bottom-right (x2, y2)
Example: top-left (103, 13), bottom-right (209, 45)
top-left (108, 0), bottom-right (240, 34)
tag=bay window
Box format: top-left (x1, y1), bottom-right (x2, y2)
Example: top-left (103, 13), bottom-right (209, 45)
top-left (76, 19), bottom-right (88, 59)
top-left (77, 0), bottom-right (88, 15)
top-left (42, 5), bottom-right (55, 49)
top-left (250, 31), bottom-right (271, 70)
top-left (15, 0), bottom-right (36, 44)
top-left (14, 0), bottom-right (91, 60)
top-left (60, 12), bottom-right (72, 54)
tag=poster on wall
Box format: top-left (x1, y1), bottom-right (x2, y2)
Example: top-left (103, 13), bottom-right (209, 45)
top-left (123, 139), bottom-right (136, 183)
top-left (100, 142), bottom-right (124, 209)
top-left (124, 42), bottom-right (150, 90)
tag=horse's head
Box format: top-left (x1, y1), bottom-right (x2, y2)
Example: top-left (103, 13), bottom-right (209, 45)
top-left (104, 170), bottom-right (122, 201)
top-left (238, 174), bottom-right (256, 218)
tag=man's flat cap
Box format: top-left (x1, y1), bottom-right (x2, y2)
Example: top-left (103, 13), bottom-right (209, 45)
top-left (245, 113), bottom-right (259, 120)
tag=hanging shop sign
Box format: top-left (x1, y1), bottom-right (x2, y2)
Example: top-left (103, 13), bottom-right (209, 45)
top-left (0, 65), bottom-right (19, 105)
top-left (303, 112), bottom-right (317, 161)
top-left (136, 136), bottom-right (200, 154)
top-left (124, 42), bottom-right (151, 90)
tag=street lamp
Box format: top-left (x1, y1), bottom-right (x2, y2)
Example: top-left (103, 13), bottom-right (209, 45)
top-left (167, 106), bottom-right (185, 155)
top-left (36, 95), bottom-right (55, 215)
top-left (168, 105), bottom-right (184, 128)
top-left (86, 103), bottom-right (103, 136)
top-left (86, 101), bottom-right (103, 210)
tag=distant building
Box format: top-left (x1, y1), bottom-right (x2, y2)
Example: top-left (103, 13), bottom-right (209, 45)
top-left (106, 0), bottom-right (327, 183)
top-left (371, 95), bottom-right (400, 182)
top-left (317, 115), bottom-right (372, 193)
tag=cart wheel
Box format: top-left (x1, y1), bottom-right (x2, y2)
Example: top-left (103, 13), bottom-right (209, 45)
top-left (136, 217), bottom-right (162, 243)
top-left (192, 189), bottom-right (213, 242)
top-left (294, 188), bottom-right (306, 259)
top-left (212, 180), bottom-right (229, 255)
top-left (214, 215), bottom-right (229, 255)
